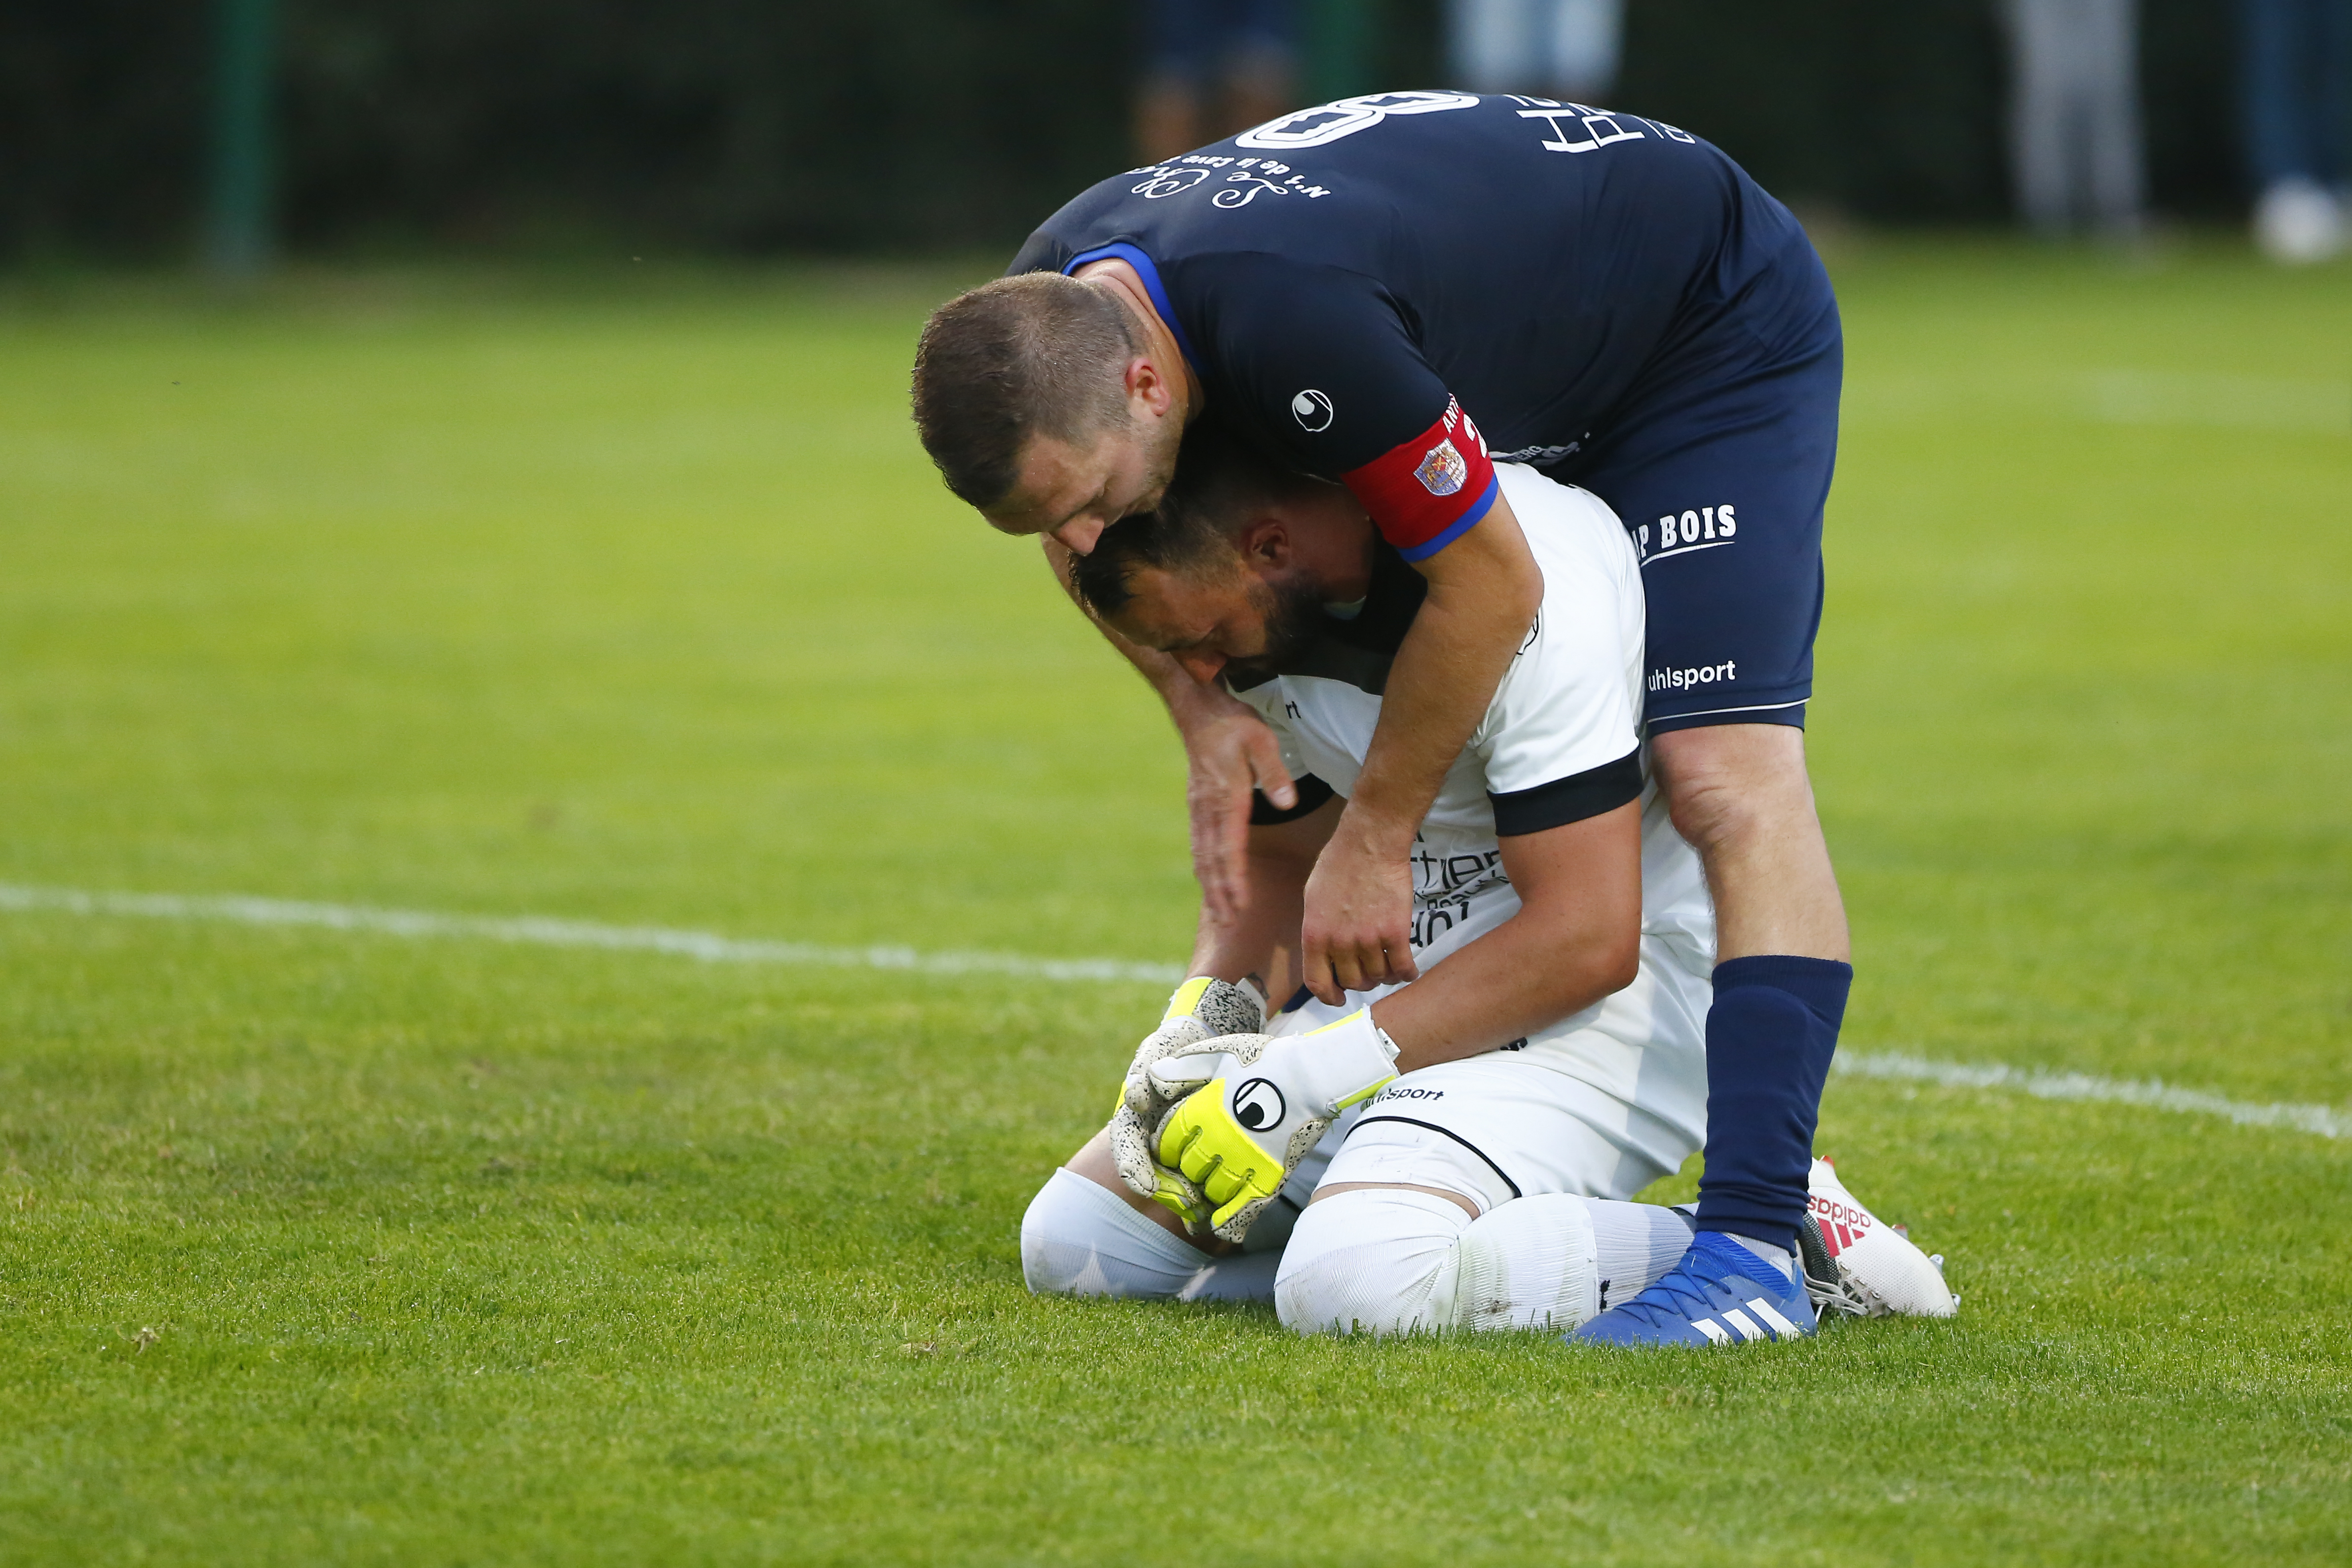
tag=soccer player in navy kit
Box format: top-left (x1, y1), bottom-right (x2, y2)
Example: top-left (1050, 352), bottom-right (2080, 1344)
top-left (910, 91), bottom-right (1854, 1345)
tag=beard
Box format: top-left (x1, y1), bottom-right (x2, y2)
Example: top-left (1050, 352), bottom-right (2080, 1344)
top-left (1220, 572), bottom-right (1328, 688)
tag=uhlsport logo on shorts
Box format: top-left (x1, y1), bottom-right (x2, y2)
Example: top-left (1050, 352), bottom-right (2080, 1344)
top-left (1232, 1078), bottom-right (1286, 1130)
top-left (1650, 661), bottom-right (1737, 694)
top-left (1291, 389), bottom-right (1335, 430)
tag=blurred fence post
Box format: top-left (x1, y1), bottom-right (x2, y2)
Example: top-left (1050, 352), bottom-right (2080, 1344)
top-left (1306, 0), bottom-right (1376, 102)
top-left (206, 0), bottom-right (278, 276)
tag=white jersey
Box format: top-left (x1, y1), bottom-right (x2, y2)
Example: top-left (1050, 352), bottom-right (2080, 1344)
top-left (1231, 464), bottom-right (1716, 1190)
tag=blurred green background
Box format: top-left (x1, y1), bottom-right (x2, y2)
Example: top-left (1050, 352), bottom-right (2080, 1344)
top-left (6, 0), bottom-right (2254, 261)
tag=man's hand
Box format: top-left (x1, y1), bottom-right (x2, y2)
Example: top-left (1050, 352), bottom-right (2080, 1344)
top-left (1150, 1009), bottom-right (1399, 1242)
top-left (1107, 976), bottom-right (1268, 1227)
top-left (1120, 976), bottom-right (1269, 1128)
top-left (1179, 698), bottom-right (1295, 927)
top-left (1297, 812), bottom-right (1419, 1003)
top-left (1105, 1107), bottom-right (1214, 1231)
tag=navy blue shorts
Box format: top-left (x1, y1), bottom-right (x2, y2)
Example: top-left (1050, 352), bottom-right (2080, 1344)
top-left (1561, 244), bottom-right (1843, 733)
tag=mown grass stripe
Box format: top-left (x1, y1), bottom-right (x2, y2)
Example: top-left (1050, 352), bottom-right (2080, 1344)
top-left (5, 880), bottom-right (2343, 1142)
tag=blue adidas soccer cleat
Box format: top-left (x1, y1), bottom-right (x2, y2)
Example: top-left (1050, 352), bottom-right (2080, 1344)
top-left (1572, 1231), bottom-right (1818, 1347)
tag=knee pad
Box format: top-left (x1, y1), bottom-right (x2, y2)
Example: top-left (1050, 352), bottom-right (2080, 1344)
top-left (1274, 1187), bottom-right (1605, 1336)
top-left (1275, 1186), bottom-right (1471, 1336)
top-left (1452, 1194), bottom-right (1602, 1331)
top-left (1020, 1168), bottom-right (1213, 1299)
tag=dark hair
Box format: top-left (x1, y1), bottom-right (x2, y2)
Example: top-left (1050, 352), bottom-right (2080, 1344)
top-left (909, 273), bottom-right (1140, 509)
top-left (1069, 426), bottom-right (1332, 617)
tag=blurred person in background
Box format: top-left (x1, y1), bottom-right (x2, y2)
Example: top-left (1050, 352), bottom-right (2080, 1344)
top-left (2000, 0), bottom-right (2147, 239)
top-left (2240, 0), bottom-right (2349, 261)
top-left (1136, 0), bottom-right (1301, 163)
top-left (1447, 0), bottom-right (1623, 102)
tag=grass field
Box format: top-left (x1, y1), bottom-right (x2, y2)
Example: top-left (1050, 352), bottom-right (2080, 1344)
top-left (1, 239), bottom-right (2347, 1565)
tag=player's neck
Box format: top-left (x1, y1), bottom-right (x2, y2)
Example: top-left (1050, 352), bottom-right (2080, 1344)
top-left (1279, 496), bottom-right (1378, 603)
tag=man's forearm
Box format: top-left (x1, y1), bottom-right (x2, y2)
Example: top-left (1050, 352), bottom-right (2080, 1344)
top-left (1369, 915), bottom-right (1626, 1072)
top-left (1341, 498), bottom-right (1541, 851)
top-left (1369, 803), bottom-right (1643, 1073)
top-left (1040, 537), bottom-right (1292, 923)
top-left (1187, 810), bottom-right (1330, 1000)
top-left (1186, 894), bottom-right (1287, 997)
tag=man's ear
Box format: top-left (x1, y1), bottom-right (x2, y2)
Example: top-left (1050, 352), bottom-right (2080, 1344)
top-left (1235, 512), bottom-right (1293, 577)
top-left (1123, 356), bottom-right (1176, 418)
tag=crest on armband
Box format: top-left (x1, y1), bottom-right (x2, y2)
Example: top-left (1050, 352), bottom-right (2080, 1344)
top-left (1414, 439), bottom-right (1469, 497)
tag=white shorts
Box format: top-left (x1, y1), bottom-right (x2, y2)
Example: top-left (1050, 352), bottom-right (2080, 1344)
top-left (1243, 929), bottom-right (1712, 1247)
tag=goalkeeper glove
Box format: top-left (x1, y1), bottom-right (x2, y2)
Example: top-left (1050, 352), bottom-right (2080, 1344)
top-left (1151, 1008), bottom-right (1400, 1244)
top-left (1108, 976), bottom-right (1268, 1226)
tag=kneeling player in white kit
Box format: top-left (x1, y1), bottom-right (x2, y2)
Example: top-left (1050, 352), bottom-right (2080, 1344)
top-left (1020, 437), bottom-right (1956, 1338)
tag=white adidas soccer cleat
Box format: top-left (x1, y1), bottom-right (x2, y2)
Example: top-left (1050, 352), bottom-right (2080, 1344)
top-left (1796, 1157), bottom-right (1959, 1319)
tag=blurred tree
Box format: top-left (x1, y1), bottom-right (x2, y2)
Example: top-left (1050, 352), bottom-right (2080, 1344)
top-left (0, 0), bottom-right (208, 259)
top-left (0, 0), bottom-right (2247, 262)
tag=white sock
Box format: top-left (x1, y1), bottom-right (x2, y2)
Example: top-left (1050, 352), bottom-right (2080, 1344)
top-left (1585, 1200), bottom-right (1695, 1310)
top-left (1021, 1168), bottom-right (1251, 1300)
top-left (1664, 1203), bottom-right (1797, 1284)
top-left (1717, 1230), bottom-right (1797, 1283)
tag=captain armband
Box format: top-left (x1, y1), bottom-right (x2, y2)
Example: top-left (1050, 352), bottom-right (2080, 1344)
top-left (1340, 396), bottom-right (1501, 562)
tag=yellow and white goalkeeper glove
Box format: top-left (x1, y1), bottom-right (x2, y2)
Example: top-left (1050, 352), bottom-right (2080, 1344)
top-left (1151, 1009), bottom-right (1400, 1244)
top-left (1106, 976), bottom-right (1269, 1229)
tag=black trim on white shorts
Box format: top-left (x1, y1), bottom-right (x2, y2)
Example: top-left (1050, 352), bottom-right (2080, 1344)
top-left (1249, 774), bottom-right (1337, 826)
top-left (1345, 1115), bottom-right (1523, 1200)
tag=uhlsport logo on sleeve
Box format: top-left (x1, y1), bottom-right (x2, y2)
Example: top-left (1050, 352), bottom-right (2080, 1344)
top-left (1291, 388), bottom-right (1335, 430)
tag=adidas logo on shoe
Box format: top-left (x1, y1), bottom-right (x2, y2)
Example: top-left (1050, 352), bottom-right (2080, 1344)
top-left (1687, 1294), bottom-right (1806, 1344)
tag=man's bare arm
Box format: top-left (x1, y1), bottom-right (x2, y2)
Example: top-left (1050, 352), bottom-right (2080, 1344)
top-left (1369, 799), bottom-right (1642, 1074)
top-left (1301, 493), bottom-right (1542, 1001)
top-left (1186, 797), bottom-right (1339, 1005)
top-left (1041, 537), bottom-right (1295, 923)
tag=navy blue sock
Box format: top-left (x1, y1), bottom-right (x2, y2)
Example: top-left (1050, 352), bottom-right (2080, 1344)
top-left (1691, 955), bottom-right (1852, 1251)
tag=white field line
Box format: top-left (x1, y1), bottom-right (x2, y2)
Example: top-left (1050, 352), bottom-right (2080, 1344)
top-left (0, 882), bottom-right (1186, 987)
top-left (2084, 370), bottom-right (2351, 432)
top-left (1835, 1051), bottom-right (2347, 1141)
top-left (1, 881), bottom-right (2342, 1141)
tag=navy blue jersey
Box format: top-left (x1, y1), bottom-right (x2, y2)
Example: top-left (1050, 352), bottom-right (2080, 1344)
top-left (1009, 92), bottom-right (1823, 560)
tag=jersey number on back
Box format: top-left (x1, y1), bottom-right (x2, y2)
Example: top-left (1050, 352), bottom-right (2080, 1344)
top-left (1236, 92), bottom-right (1480, 150)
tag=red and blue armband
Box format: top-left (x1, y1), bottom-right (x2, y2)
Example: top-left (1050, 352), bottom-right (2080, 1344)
top-left (1339, 396), bottom-right (1501, 562)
